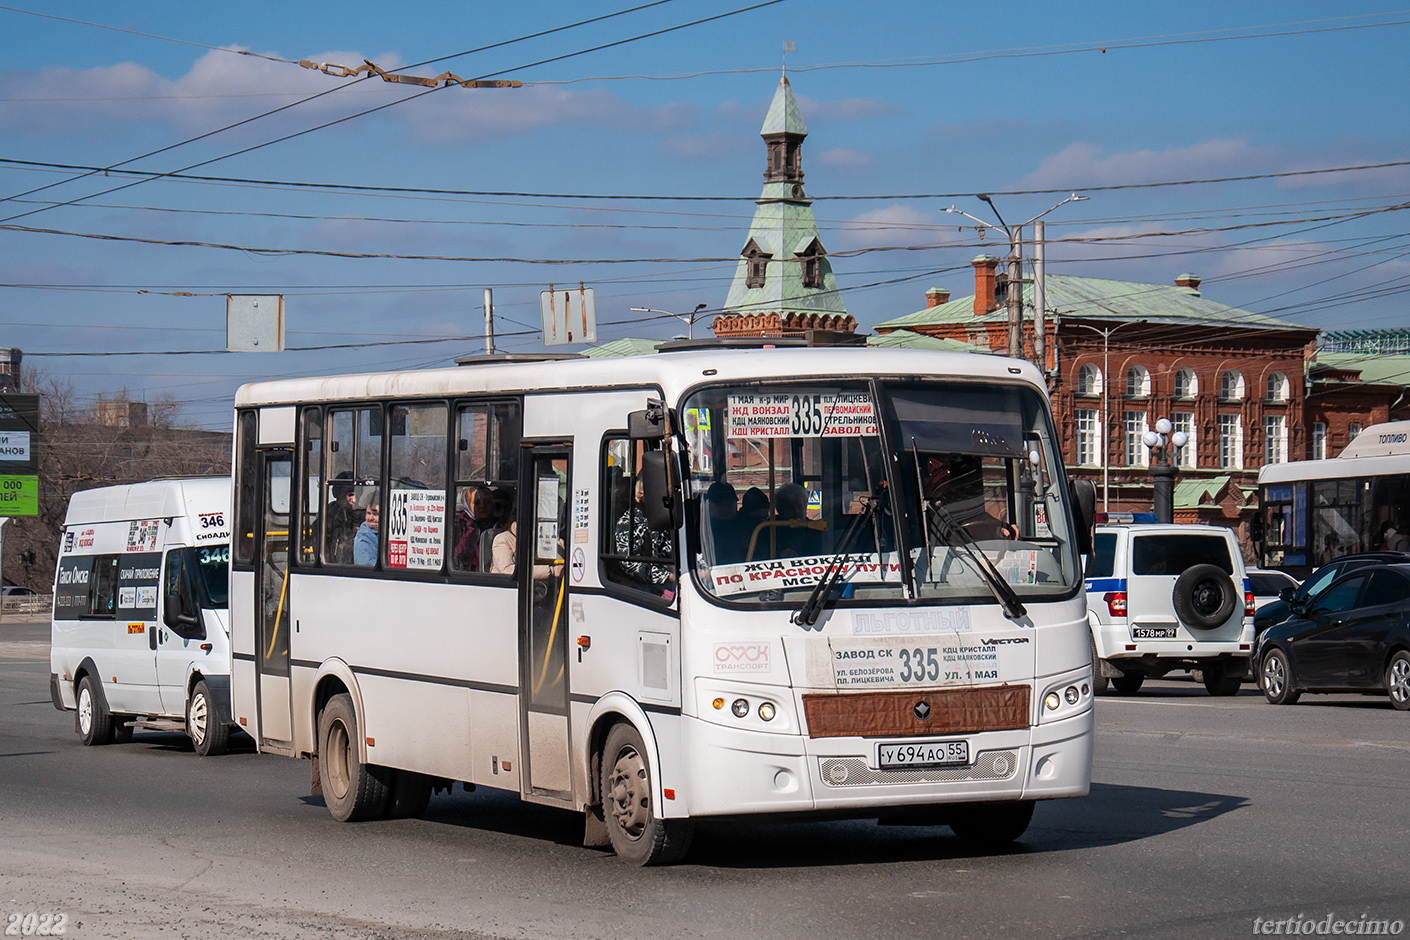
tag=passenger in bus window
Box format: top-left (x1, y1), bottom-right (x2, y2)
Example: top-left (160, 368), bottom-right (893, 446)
top-left (325, 473), bottom-right (361, 564)
top-left (454, 486), bottom-right (495, 571)
top-left (705, 481), bottom-right (744, 563)
top-left (490, 506), bottom-right (518, 575)
top-left (772, 483), bottom-right (823, 559)
top-left (1382, 520), bottom-right (1409, 552)
top-left (613, 479), bottom-right (675, 597)
top-left (353, 490), bottom-right (380, 566)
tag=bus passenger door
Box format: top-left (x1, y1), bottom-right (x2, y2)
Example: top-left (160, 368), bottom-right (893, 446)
top-left (519, 445), bottom-right (573, 801)
top-left (255, 451), bottom-right (294, 747)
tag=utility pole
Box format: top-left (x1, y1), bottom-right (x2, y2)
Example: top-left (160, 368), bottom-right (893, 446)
top-left (1034, 220), bottom-right (1047, 377)
top-left (484, 288), bottom-right (495, 355)
top-left (946, 194), bottom-right (1087, 365)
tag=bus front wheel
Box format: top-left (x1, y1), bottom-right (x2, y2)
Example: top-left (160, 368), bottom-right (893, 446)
top-left (948, 800), bottom-right (1035, 845)
top-left (600, 723), bottom-right (692, 866)
top-left (76, 675), bottom-right (113, 746)
top-left (318, 693), bottom-right (389, 821)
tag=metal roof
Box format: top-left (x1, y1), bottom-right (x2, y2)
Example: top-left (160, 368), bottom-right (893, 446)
top-left (874, 274), bottom-right (1313, 332)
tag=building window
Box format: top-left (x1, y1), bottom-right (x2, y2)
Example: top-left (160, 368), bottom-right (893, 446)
top-left (1312, 421), bottom-right (1327, 460)
top-left (1173, 367), bottom-right (1197, 400)
top-left (797, 240), bottom-right (824, 289)
top-left (1220, 370), bottom-right (1245, 402)
top-left (1077, 363), bottom-right (1102, 396)
top-left (1124, 411), bottom-right (1148, 467)
top-left (1077, 409), bottom-right (1099, 466)
top-left (1125, 365), bottom-right (1150, 399)
top-left (1264, 414), bottom-right (1287, 465)
top-left (1346, 422), bottom-right (1363, 454)
top-left (1218, 414), bottom-right (1243, 469)
top-left (1266, 372), bottom-right (1289, 402)
top-left (1173, 412), bottom-right (1195, 469)
top-left (742, 240), bottom-right (772, 289)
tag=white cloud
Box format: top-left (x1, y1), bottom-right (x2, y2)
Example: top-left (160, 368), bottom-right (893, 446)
top-left (815, 148), bottom-right (875, 173)
top-left (1017, 139), bottom-right (1275, 190)
top-left (831, 204), bottom-right (936, 249)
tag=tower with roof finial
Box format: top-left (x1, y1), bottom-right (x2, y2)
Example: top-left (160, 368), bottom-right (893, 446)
top-left (711, 75), bottom-right (854, 338)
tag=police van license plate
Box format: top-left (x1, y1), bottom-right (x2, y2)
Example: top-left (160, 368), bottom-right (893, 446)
top-left (878, 740), bottom-right (969, 769)
top-left (1132, 626), bottom-right (1177, 639)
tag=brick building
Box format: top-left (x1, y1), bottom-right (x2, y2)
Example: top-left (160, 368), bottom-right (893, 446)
top-left (875, 260), bottom-right (1329, 542)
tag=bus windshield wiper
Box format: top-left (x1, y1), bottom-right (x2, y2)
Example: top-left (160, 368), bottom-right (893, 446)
top-left (911, 444), bottom-right (1025, 620)
top-left (792, 490), bottom-right (884, 628)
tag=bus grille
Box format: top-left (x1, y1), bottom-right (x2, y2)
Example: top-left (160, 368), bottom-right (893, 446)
top-left (802, 685), bottom-right (1030, 739)
top-left (818, 750), bottom-right (1020, 787)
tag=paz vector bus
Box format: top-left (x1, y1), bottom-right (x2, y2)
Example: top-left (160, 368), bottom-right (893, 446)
top-left (228, 340), bottom-right (1095, 865)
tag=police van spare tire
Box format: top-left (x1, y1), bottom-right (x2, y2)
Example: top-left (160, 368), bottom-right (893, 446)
top-left (1172, 564), bottom-right (1238, 629)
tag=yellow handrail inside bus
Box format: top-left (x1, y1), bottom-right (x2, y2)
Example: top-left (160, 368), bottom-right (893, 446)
top-left (265, 565), bottom-right (289, 661)
top-left (533, 573), bottom-right (566, 697)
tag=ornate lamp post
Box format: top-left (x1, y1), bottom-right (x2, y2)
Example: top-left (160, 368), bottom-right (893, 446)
top-left (1143, 417), bottom-right (1189, 524)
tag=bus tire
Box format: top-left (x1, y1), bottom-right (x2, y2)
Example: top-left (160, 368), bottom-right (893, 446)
top-left (76, 675), bottom-right (113, 746)
top-left (1090, 637), bottom-right (1109, 695)
top-left (318, 693), bottom-right (389, 821)
top-left (600, 722), bottom-right (692, 866)
top-left (383, 770), bottom-right (433, 819)
top-left (188, 680), bottom-right (229, 757)
top-left (949, 800), bottom-right (1035, 845)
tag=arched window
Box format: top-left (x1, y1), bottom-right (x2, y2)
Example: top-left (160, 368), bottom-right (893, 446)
top-left (1077, 363), bottom-right (1102, 396)
top-left (1266, 372), bottom-right (1289, 402)
top-left (1220, 370), bottom-right (1245, 402)
top-left (1173, 368), bottom-right (1198, 400)
top-left (1125, 365), bottom-right (1150, 399)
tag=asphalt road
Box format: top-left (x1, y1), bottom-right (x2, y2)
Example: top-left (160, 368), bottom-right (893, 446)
top-left (3, 617), bottom-right (1407, 940)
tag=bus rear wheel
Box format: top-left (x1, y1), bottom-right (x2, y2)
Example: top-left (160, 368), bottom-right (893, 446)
top-left (318, 693), bottom-right (389, 821)
top-left (600, 723), bottom-right (692, 866)
top-left (948, 800), bottom-right (1035, 845)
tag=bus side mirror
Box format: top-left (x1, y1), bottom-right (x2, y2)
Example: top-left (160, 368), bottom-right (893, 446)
top-left (163, 592), bottom-right (200, 631)
top-left (1069, 478), bottom-right (1096, 557)
top-left (628, 401), bottom-right (671, 440)
top-left (639, 450), bottom-right (677, 532)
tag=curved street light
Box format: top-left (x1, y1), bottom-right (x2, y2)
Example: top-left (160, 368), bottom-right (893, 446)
top-left (630, 304), bottom-right (709, 340)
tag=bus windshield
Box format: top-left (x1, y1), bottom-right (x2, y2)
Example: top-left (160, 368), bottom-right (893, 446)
top-left (192, 544), bottom-right (230, 609)
top-left (683, 380), bottom-right (1080, 607)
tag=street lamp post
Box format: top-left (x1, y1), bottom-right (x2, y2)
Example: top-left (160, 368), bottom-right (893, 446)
top-left (1066, 319), bottom-right (1148, 513)
top-left (945, 193), bottom-right (1087, 362)
top-left (1143, 417), bottom-right (1189, 524)
top-left (630, 303), bottom-right (709, 340)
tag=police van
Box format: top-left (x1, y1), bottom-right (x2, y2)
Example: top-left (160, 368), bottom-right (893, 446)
top-left (49, 477), bottom-right (235, 755)
top-left (1085, 514), bottom-right (1255, 696)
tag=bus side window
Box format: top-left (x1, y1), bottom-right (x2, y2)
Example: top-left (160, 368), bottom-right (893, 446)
top-left (87, 555), bottom-right (120, 619)
top-left (451, 401), bottom-right (519, 575)
top-left (600, 436), bottom-right (676, 600)
top-left (300, 407), bottom-right (322, 566)
top-left (163, 549), bottom-right (204, 639)
top-left (234, 410), bottom-right (258, 566)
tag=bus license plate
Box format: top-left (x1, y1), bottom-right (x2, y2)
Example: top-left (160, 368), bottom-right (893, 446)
top-left (878, 740), bottom-right (969, 770)
top-left (1132, 626), bottom-right (1177, 639)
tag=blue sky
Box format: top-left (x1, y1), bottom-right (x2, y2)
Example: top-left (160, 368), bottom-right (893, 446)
top-left (2, 1), bottom-right (1408, 428)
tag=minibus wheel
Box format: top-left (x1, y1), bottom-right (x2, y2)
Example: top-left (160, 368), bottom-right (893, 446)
top-left (188, 680), bottom-right (229, 757)
top-left (600, 723), bottom-right (692, 866)
top-left (76, 675), bottom-right (113, 746)
top-left (317, 693), bottom-right (389, 821)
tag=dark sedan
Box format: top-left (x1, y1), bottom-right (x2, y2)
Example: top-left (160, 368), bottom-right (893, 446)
top-left (1256, 564), bottom-right (1410, 709)
top-left (1254, 551), bottom-right (1410, 636)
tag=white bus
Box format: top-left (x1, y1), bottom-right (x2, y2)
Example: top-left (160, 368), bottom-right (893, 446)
top-left (1257, 420), bottom-right (1410, 576)
top-left (230, 342), bottom-right (1095, 865)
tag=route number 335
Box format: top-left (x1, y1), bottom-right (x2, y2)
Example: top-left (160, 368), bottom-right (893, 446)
top-left (5, 912), bottom-right (68, 936)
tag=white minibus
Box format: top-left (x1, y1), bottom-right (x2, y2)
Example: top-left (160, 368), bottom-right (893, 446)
top-left (230, 341), bottom-right (1095, 864)
top-left (49, 477), bottom-right (235, 755)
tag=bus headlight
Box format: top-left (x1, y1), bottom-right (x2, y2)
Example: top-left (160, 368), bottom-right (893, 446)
top-left (1044, 691), bottom-right (1062, 711)
top-left (1065, 685), bottom-right (1080, 704)
top-left (757, 702), bottom-right (776, 722)
top-left (731, 698), bottom-right (750, 718)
